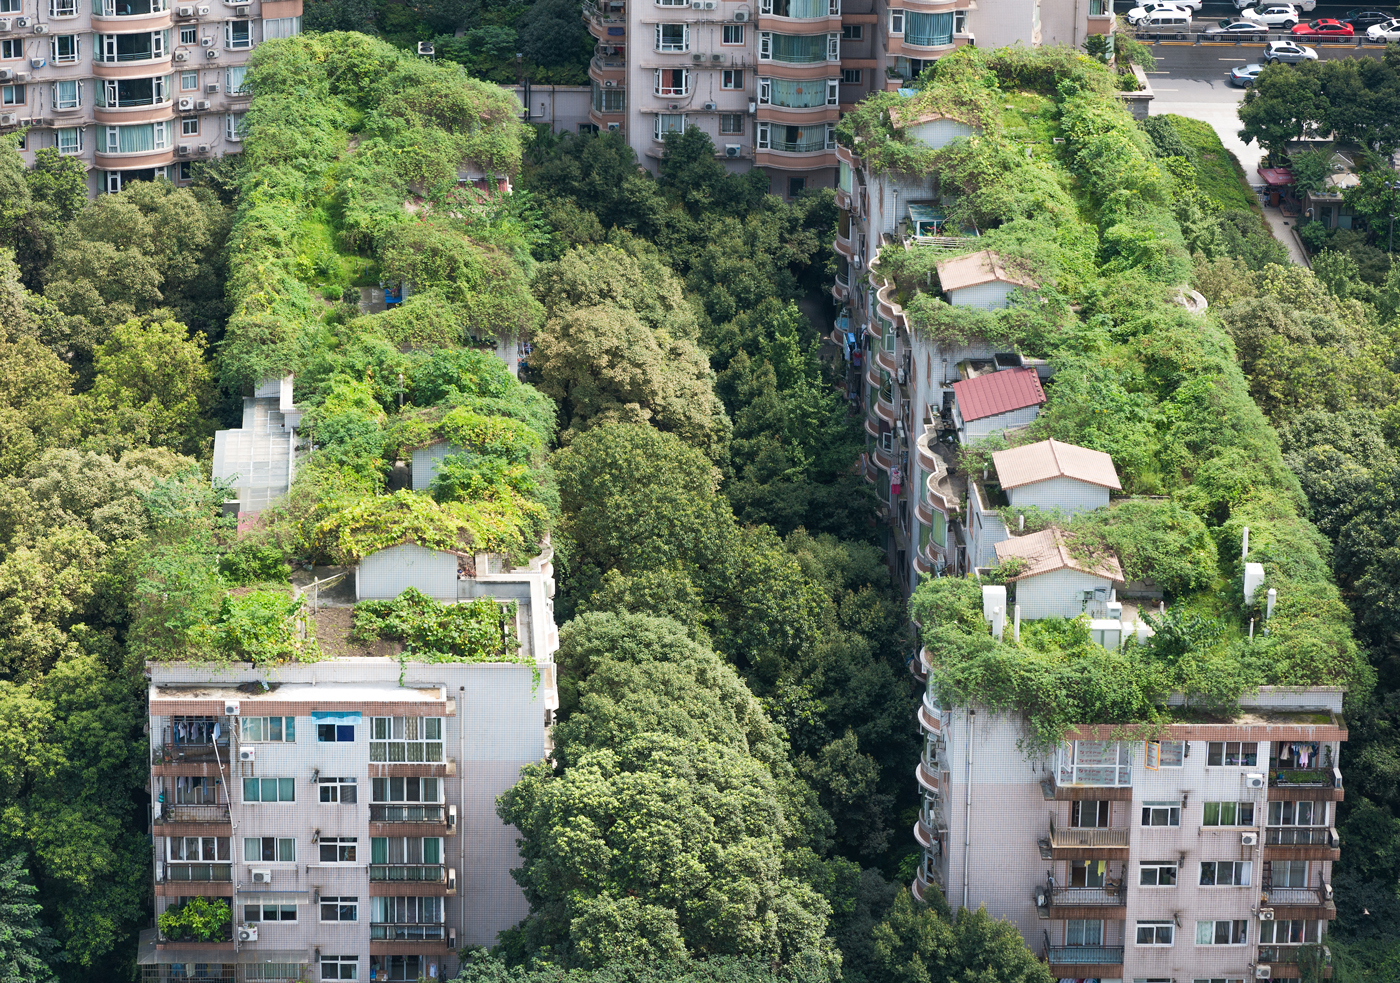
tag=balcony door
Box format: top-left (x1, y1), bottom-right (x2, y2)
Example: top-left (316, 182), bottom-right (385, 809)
top-left (1068, 860), bottom-right (1106, 888)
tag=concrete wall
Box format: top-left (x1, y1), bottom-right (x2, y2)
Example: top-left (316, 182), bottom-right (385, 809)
top-left (961, 403), bottom-right (1040, 444)
top-left (967, 481), bottom-right (1007, 570)
top-left (508, 84), bottom-right (591, 134)
top-left (356, 543), bottom-right (458, 602)
top-left (905, 117), bottom-right (977, 149)
top-left (1006, 476), bottom-right (1110, 514)
top-left (1014, 567), bottom-right (1113, 620)
top-left (410, 441), bottom-right (462, 492)
top-left (946, 280), bottom-right (1018, 311)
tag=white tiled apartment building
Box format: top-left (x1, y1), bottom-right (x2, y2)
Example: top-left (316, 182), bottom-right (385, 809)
top-left (0, 0), bottom-right (301, 195)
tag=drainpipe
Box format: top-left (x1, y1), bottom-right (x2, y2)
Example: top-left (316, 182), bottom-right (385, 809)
top-left (963, 708), bottom-right (975, 910)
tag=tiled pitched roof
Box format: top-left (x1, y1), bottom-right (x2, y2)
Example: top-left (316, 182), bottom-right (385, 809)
top-left (993, 527), bottom-right (1125, 583)
top-left (992, 439), bottom-right (1121, 491)
top-left (952, 366), bottom-right (1046, 422)
top-left (935, 250), bottom-right (1036, 292)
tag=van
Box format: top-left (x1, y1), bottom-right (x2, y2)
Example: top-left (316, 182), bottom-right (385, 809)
top-left (1143, 10), bottom-right (1191, 27)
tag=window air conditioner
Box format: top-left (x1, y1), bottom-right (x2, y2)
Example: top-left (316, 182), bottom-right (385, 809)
top-left (1324, 883), bottom-right (1334, 900)
top-left (177, 3), bottom-right (194, 13)
top-left (178, 144), bottom-right (191, 155)
top-left (239, 747), bottom-right (256, 762)
top-left (417, 41), bottom-right (434, 56)
top-left (204, 47), bottom-right (218, 58)
top-left (1259, 908), bottom-right (1275, 920)
top-left (0, 113), bottom-right (15, 127)
top-left (174, 50), bottom-right (188, 61)
top-left (223, 701), bottom-right (240, 716)
top-left (237, 926), bottom-right (258, 942)
top-left (197, 143), bottom-right (208, 153)
top-left (691, 52), bottom-right (703, 61)
top-left (0, 19), bottom-right (10, 30)
top-left (703, 101), bottom-right (716, 110)
top-left (606, 122), bottom-right (620, 131)
top-left (602, 79), bottom-right (616, 86)
top-left (197, 4), bottom-right (209, 12)
top-left (734, 8), bottom-right (748, 20)
top-left (250, 869), bottom-right (271, 883)
top-left (725, 143), bottom-right (740, 157)
top-left (1255, 967), bottom-right (1271, 980)
top-left (178, 97), bottom-right (194, 111)
top-left (29, 58), bottom-right (43, 68)
top-left (1241, 832), bottom-right (1259, 846)
top-left (1245, 772), bottom-right (1265, 788)
top-left (196, 99), bottom-right (211, 110)
top-left (32, 24), bottom-right (47, 33)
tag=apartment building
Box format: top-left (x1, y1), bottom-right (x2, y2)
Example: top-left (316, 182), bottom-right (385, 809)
top-left (911, 682), bottom-right (1344, 983)
top-left (0, 0), bottom-right (301, 196)
top-left (584, 0), bottom-right (1108, 196)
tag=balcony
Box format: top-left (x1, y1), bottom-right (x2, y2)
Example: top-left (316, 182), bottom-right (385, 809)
top-left (161, 863), bottom-right (232, 883)
top-left (1265, 826), bottom-right (1340, 860)
top-left (1264, 884), bottom-right (1337, 920)
top-left (911, 850), bottom-right (944, 902)
top-left (370, 865), bottom-right (445, 882)
top-left (1041, 823), bottom-right (1130, 860)
top-left (152, 742), bottom-right (230, 765)
top-left (370, 805), bottom-right (445, 822)
top-left (371, 924), bottom-right (447, 941)
top-left (1044, 945), bottom-right (1123, 977)
top-left (159, 803), bottom-right (229, 823)
top-left (1042, 883), bottom-right (1127, 920)
top-left (915, 748), bottom-right (943, 795)
top-left (1270, 766), bottom-right (1344, 800)
top-left (913, 804), bottom-right (944, 849)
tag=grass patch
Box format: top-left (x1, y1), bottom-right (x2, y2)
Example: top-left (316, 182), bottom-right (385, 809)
top-left (1158, 113), bottom-right (1259, 213)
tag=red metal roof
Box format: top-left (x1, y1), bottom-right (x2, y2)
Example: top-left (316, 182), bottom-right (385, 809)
top-left (1257, 167), bottom-right (1295, 187)
top-left (952, 366), bottom-right (1047, 422)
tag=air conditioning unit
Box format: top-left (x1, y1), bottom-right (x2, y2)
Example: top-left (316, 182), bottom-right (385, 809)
top-left (711, 53), bottom-right (723, 61)
top-left (205, 48), bottom-right (218, 58)
top-left (14, 16), bottom-right (29, 27)
top-left (196, 99), bottom-right (211, 110)
top-left (232, 2), bottom-right (248, 11)
top-left (1245, 772), bottom-right (1265, 788)
top-left (1259, 908), bottom-right (1275, 920)
top-left (201, 36), bottom-right (214, 46)
top-left (205, 81), bottom-right (218, 92)
top-left (178, 97), bottom-right (194, 111)
top-left (725, 143), bottom-right (740, 157)
top-left (602, 79), bottom-right (616, 87)
top-left (704, 0), bottom-right (716, 7)
top-left (606, 122), bottom-right (620, 131)
top-left (237, 926), bottom-right (258, 942)
top-left (690, 0), bottom-right (703, 6)
top-left (152, 801), bottom-right (162, 821)
top-left (197, 4), bottom-right (209, 12)
top-left (224, 701), bottom-right (240, 716)
top-left (32, 24), bottom-right (47, 33)
top-left (0, 113), bottom-right (15, 127)
top-left (416, 41), bottom-right (434, 56)
top-left (703, 101), bottom-right (716, 110)
top-left (29, 58), bottom-right (44, 69)
top-left (1241, 832), bottom-right (1259, 847)
top-left (197, 143), bottom-right (208, 153)
top-left (174, 50), bottom-right (188, 61)
top-left (691, 52), bottom-right (703, 61)
top-left (177, 3), bottom-right (194, 13)
top-left (178, 144), bottom-right (191, 155)
top-left (12, 71), bottom-right (26, 82)
top-left (239, 747), bottom-right (256, 762)
top-left (1324, 883), bottom-right (1334, 900)
top-left (0, 19), bottom-right (10, 30)
top-left (0, 69), bottom-right (11, 82)
top-left (448, 928), bottom-right (457, 948)
top-left (734, 8), bottom-right (748, 20)
top-left (250, 869), bottom-right (271, 883)
top-left (447, 867), bottom-right (457, 894)
top-left (1255, 967), bottom-right (1272, 980)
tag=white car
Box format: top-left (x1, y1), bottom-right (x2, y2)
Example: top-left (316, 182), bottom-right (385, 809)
top-left (1242, 3), bottom-right (1300, 27)
top-left (1367, 17), bottom-right (1400, 39)
top-left (1263, 39), bottom-right (1320, 62)
top-left (1125, 1), bottom-right (1195, 23)
top-left (1237, 0), bottom-right (1311, 10)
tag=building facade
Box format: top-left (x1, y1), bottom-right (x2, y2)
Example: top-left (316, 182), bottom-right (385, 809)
top-left (0, 0), bottom-right (301, 195)
top-left (584, 0), bottom-right (1108, 196)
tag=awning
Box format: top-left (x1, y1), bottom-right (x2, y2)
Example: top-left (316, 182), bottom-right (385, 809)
top-left (310, 711), bottom-right (362, 721)
top-left (1257, 166), bottom-right (1295, 186)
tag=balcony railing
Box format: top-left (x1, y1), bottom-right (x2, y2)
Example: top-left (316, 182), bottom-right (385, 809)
top-left (1270, 766), bottom-right (1342, 789)
top-left (1264, 885), bottom-right (1331, 906)
top-left (371, 924), bottom-right (447, 941)
top-left (1047, 884), bottom-right (1125, 907)
top-left (1047, 826), bottom-right (1130, 848)
top-left (1258, 944), bottom-right (1328, 963)
top-left (1045, 946), bottom-right (1124, 965)
top-left (160, 803), bottom-right (230, 823)
top-left (152, 742), bottom-right (230, 764)
top-left (370, 805), bottom-right (446, 823)
top-left (162, 863), bottom-right (233, 882)
top-left (765, 136), bottom-right (831, 153)
top-left (1265, 826), bottom-right (1339, 847)
top-left (370, 864), bottom-right (445, 882)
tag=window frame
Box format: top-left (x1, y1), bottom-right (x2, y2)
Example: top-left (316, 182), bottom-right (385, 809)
top-left (369, 716), bottom-right (444, 763)
top-left (890, 9), bottom-right (904, 33)
top-left (243, 836), bottom-right (296, 863)
top-left (319, 837), bottom-right (358, 864)
top-left (841, 23), bottom-right (862, 39)
top-left (51, 81), bottom-right (80, 111)
top-left (179, 25), bottom-right (197, 44)
top-left (719, 113), bottom-right (744, 135)
top-left (841, 68), bottom-right (862, 84)
top-left (241, 716), bottom-right (296, 742)
top-left (51, 34), bottom-right (79, 63)
top-left (1268, 800), bottom-right (1327, 827)
top-left (242, 777), bottom-right (296, 803)
top-left (1135, 920), bottom-right (1174, 946)
top-left (320, 955), bottom-right (359, 981)
top-left (167, 835), bottom-right (231, 862)
top-left (1138, 861), bottom-right (1178, 887)
top-left (1199, 860), bottom-right (1252, 887)
top-left (722, 23), bottom-right (744, 44)
top-left (1202, 801), bottom-right (1257, 827)
top-left (721, 69), bottom-right (743, 88)
top-left (1, 84), bottom-right (25, 106)
top-left (319, 776), bottom-right (359, 803)
top-left (320, 896), bottom-right (359, 922)
top-left (371, 777), bottom-right (441, 804)
top-left (243, 901), bottom-right (298, 923)
top-left (1206, 741), bottom-right (1258, 767)
top-left (1140, 802), bottom-right (1181, 827)
top-left (182, 116), bottom-right (199, 136)
top-left (654, 22), bottom-right (689, 52)
top-left (1194, 919), bottom-right (1249, 946)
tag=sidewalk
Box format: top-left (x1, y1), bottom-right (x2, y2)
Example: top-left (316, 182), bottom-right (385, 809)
top-left (1261, 207), bottom-right (1311, 268)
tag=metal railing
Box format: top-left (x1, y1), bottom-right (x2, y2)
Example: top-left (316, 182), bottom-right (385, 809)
top-left (369, 864), bottom-right (445, 882)
top-left (1265, 826), bottom-right (1339, 847)
top-left (163, 863), bottom-right (233, 882)
top-left (369, 804), bottom-right (446, 823)
top-left (763, 137), bottom-right (832, 153)
top-left (1132, 27), bottom-right (1397, 47)
top-left (1047, 884), bottom-right (1125, 907)
top-left (152, 742), bottom-right (230, 764)
top-left (1045, 945), bottom-right (1124, 965)
top-left (1270, 766), bottom-right (1342, 789)
top-left (1047, 824), bottom-right (1130, 848)
top-left (370, 924), bottom-right (447, 941)
top-left (160, 803), bottom-right (231, 823)
top-left (1264, 885), bottom-right (1330, 906)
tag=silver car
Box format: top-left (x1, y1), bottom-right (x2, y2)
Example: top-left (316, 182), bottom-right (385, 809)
top-left (1264, 39), bottom-right (1320, 62)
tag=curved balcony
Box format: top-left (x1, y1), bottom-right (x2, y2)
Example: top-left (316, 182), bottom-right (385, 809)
top-left (756, 104), bottom-right (839, 127)
top-left (916, 750), bottom-right (943, 795)
top-left (873, 347), bottom-right (897, 375)
top-left (915, 425), bottom-right (959, 514)
top-left (863, 362), bottom-right (880, 392)
top-left (753, 147), bottom-right (838, 170)
top-left (900, 0), bottom-right (970, 10)
top-left (831, 276), bottom-right (848, 303)
top-left (887, 33), bottom-right (973, 58)
top-left (94, 55), bottom-right (176, 78)
top-left (870, 444), bottom-right (893, 473)
top-left (918, 701), bottom-right (941, 736)
top-left (911, 852), bottom-right (944, 902)
top-left (93, 8), bottom-right (174, 29)
top-left (835, 143), bottom-right (860, 167)
top-left (94, 103), bottom-right (176, 123)
top-left (589, 56), bottom-right (626, 83)
top-left (873, 395), bottom-right (897, 427)
top-left (863, 416), bottom-right (879, 441)
top-left (95, 147), bottom-right (177, 168)
top-left (756, 13), bottom-right (842, 33)
top-left (913, 552), bottom-right (932, 576)
top-left (833, 233), bottom-right (857, 260)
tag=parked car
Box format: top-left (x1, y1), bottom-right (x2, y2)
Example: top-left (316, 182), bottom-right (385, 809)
top-left (1125, 1), bottom-right (1193, 23)
top-left (1264, 39), bottom-right (1321, 60)
top-left (1237, 0), bottom-right (1311, 11)
top-left (1291, 17), bottom-right (1356, 34)
top-left (1208, 18), bottom-right (1270, 33)
top-left (1343, 8), bottom-right (1393, 27)
top-left (1241, 3), bottom-right (1300, 27)
top-left (1229, 63), bottom-right (1266, 86)
top-left (1366, 15), bottom-right (1400, 37)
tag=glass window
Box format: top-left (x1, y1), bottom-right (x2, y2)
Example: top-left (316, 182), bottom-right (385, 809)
top-left (242, 903), bottom-right (297, 922)
top-left (225, 64), bottom-right (248, 93)
top-left (319, 777), bottom-right (358, 803)
top-left (654, 23), bottom-right (688, 51)
top-left (1268, 801), bottom-right (1326, 826)
top-left (722, 69), bottom-right (742, 88)
top-left (1203, 801), bottom-right (1256, 826)
top-left (1258, 918), bottom-right (1321, 944)
top-left (52, 81), bottom-right (80, 110)
top-left (241, 717), bottom-right (295, 742)
top-left (758, 31), bottom-right (834, 63)
top-left (370, 956), bottom-right (426, 982)
top-left (370, 717), bottom-right (443, 762)
top-left (0, 0), bottom-right (18, 13)
top-left (1135, 921), bottom-right (1173, 945)
top-left (52, 35), bottom-right (79, 62)
top-left (182, 117), bottom-right (198, 136)
top-left (1065, 919), bottom-right (1103, 946)
top-left (261, 15), bottom-right (302, 39)
top-left (319, 838), bottom-right (358, 863)
top-left (179, 25), bottom-right (197, 44)
top-left (242, 777), bottom-right (295, 802)
top-left (371, 777), bottom-right (440, 803)
top-left (317, 722), bottom-right (356, 743)
top-left (722, 24), bottom-right (744, 43)
top-left (1139, 862), bottom-right (1177, 886)
top-left (904, 11), bottom-right (953, 46)
top-left (1058, 741), bottom-right (1131, 787)
top-left (320, 896), bottom-right (359, 922)
top-left (1141, 803), bottom-right (1181, 826)
top-left (1, 85), bottom-right (25, 106)
top-left (242, 837), bottom-right (295, 863)
top-left (1199, 860), bottom-right (1252, 886)
top-left (1070, 801), bottom-right (1109, 828)
top-left (654, 114), bottom-right (685, 140)
top-left (180, 71), bottom-right (198, 91)
top-left (0, 40), bottom-right (20, 59)
top-left (50, 0), bottom-right (77, 16)
top-left (1207, 741), bottom-right (1258, 766)
top-left (167, 836), bottom-right (230, 861)
top-left (842, 68), bottom-right (862, 84)
top-left (225, 19), bottom-right (251, 49)
top-left (1195, 919), bottom-right (1248, 945)
top-left (321, 956), bottom-right (358, 981)
top-left (841, 23), bottom-right (862, 38)
top-left (720, 114), bottom-right (743, 135)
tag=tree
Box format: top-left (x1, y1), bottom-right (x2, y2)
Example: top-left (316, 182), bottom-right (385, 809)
top-left (1238, 62), bottom-right (1329, 155)
top-left (24, 151), bottom-right (86, 225)
top-left (870, 890), bottom-right (1053, 983)
top-left (0, 854), bottom-right (56, 983)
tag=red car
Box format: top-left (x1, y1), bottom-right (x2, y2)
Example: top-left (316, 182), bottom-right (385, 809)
top-left (1291, 17), bottom-right (1356, 34)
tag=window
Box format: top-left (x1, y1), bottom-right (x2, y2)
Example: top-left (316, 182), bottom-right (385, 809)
top-left (904, 11), bottom-right (953, 46)
top-left (788, 177), bottom-right (807, 197)
top-left (225, 64), bottom-right (248, 94)
top-left (1070, 801), bottom-right (1109, 828)
top-left (1139, 861), bottom-right (1177, 886)
top-left (49, 0), bottom-right (76, 15)
top-left (243, 902), bottom-right (297, 922)
top-left (371, 956), bottom-right (430, 982)
top-left (248, 967), bottom-right (303, 981)
top-left (654, 67), bottom-right (690, 96)
top-left (167, 836), bottom-right (230, 861)
top-left (1, 85), bottom-right (25, 106)
top-left (321, 956), bottom-right (358, 981)
top-left (179, 25), bottom-right (197, 44)
top-left (720, 114), bottom-right (743, 134)
top-left (52, 81), bottom-right (80, 110)
top-left (0, 40), bottom-right (20, 59)
top-left (370, 717), bottom-right (443, 762)
top-left (1089, 0), bottom-right (1107, 13)
top-left (320, 896), bottom-right (359, 922)
top-left (1272, 860), bottom-right (1309, 887)
top-left (1268, 801), bottom-right (1326, 827)
top-left (757, 31), bottom-right (838, 63)
top-left (759, 0), bottom-right (834, 14)
top-left (654, 114), bottom-right (685, 140)
top-left (372, 777), bottom-right (440, 803)
top-left (1192, 979), bottom-right (1246, 983)
top-left (1207, 741), bottom-right (1258, 766)
top-left (1068, 860), bottom-right (1106, 888)
top-left (1065, 919), bottom-right (1103, 946)
top-left (590, 81), bottom-right (624, 113)
top-left (842, 68), bottom-right (862, 84)
top-left (0, 0), bottom-right (18, 13)
top-left (243, 837), bottom-right (296, 862)
top-left (1140, 802), bottom-right (1180, 827)
top-left (1135, 921), bottom-right (1174, 946)
top-left (841, 23), bottom-right (861, 39)
top-left (317, 722), bottom-right (356, 743)
top-left (890, 9), bottom-right (904, 33)
top-left (319, 837), bottom-right (358, 863)
top-left (225, 19), bottom-right (251, 49)
top-left (371, 836), bottom-right (443, 865)
top-left (171, 776), bottom-right (218, 804)
top-left (241, 717), bottom-right (295, 742)
top-left (181, 71), bottom-right (198, 91)
top-left (1203, 801), bottom-right (1256, 827)
top-left (1195, 919), bottom-right (1248, 945)
top-left (757, 77), bottom-right (838, 109)
top-left (177, 160), bottom-right (191, 181)
top-left (1200, 860), bottom-right (1252, 886)
top-left (13, 132), bottom-right (22, 151)
top-left (319, 776), bottom-right (358, 803)
top-left (182, 117), bottom-right (199, 136)
top-left (262, 15), bottom-right (302, 39)
top-left (51, 35), bottom-right (78, 62)
top-left (102, 121), bottom-right (171, 153)
top-left (1258, 918), bottom-right (1321, 945)
top-left (242, 778), bottom-right (295, 803)
top-left (656, 0), bottom-right (688, 5)
top-left (1058, 741), bottom-right (1131, 787)
top-left (1144, 740), bottom-right (1185, 769)
top-left (722, 24), bottom-right (744, 43)
top-left (722, 69), bottom-right (743, 88)
top-left (97, 30), bottom-right (166, 62)
top-left (654, 23), bottom-right (688, 51)
top-left (370, 895), bottom-right (444, 928)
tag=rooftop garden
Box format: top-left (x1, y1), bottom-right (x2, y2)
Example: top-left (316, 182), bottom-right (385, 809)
top-left (868, 49), bottom-right (1368, 740)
